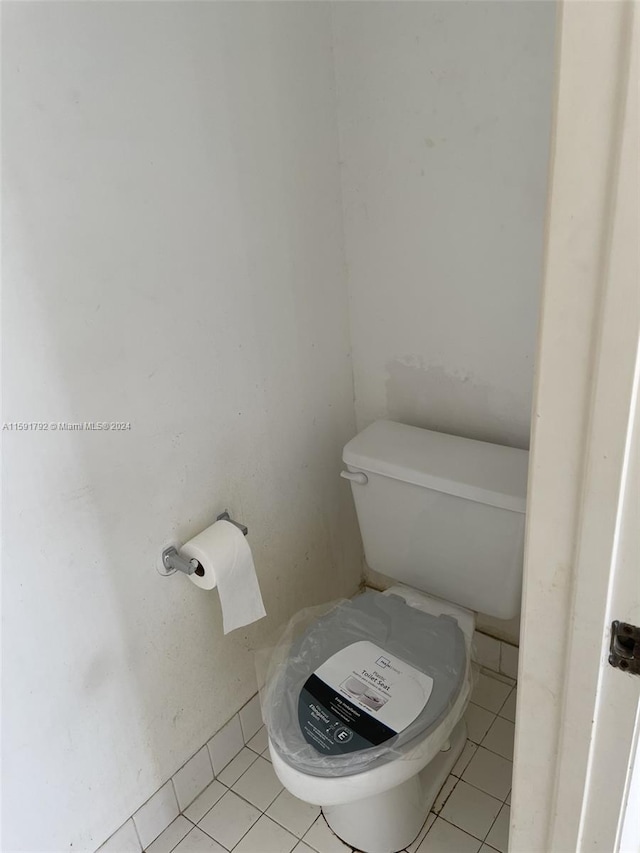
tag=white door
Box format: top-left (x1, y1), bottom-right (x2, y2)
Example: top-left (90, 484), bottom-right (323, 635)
top-left (511, 1), bottom-right (640, 851)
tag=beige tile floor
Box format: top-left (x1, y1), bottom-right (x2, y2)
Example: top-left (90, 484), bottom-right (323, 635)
top-left (145, 673), bottom-right (516, 853)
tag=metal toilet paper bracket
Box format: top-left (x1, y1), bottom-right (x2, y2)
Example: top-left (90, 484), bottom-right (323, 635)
top-left (160, 511), bottom-right (248, 577)
top-left (216, 511), bottom-right (248, 537)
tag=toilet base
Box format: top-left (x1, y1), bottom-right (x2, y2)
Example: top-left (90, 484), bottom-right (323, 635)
top-left (323, 719), bottom-right (467, 853)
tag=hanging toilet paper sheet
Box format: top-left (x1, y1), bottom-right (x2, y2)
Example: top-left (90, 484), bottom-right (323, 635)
top-left (181, 519), bottom-right (266, 634)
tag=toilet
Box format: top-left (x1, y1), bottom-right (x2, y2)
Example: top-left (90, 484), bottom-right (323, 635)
top-left (263, 420), bottom-right (528, 853)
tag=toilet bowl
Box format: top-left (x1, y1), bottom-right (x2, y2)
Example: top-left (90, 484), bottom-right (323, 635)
top-left (271, 719), bottom-right (467, 853)
top-left (267, 586), bottom-right (476, 853)
top-left (263, 421), bottom-right (528, 853)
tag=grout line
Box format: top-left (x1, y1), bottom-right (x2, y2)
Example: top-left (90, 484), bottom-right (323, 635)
top-left (410, 813), bottom-right (437, 853)
top-left (180, 777), bottom-right (214, 816)
top-left (458, 774), bottom-right (512, 803)
top-left (497, 686), bottom-right (517, 723)
top-left (194, 807), bottom-right (258, 852)
top-left (261, 802), bottom-right (302, 838)
top-left (478, 719), bottom-right (515, 763)
top-left (218, 748), bottom-right (260, 788)
top-left (171, 743), bottom-right (216, 805)
top-left (224, 816), bottom-right (258, 852)
top-left (451, 743), bottom-right (478, 778)
top-left (169, 777), bottom-right (179, 813)
top-left (481, 800), bottom-right (505, 849)
top-left (180, 786), bottom-right (230, 833)
top-left (434, 776), bottom-right (460, 815)
top-left (495, 684), bottom-right (515, 717)
top-left (163, 817), bottom-right (196, 853)
top-left (469, 735), bottom-right (514, 764)
top-left (304, 814), bottom-right (328, 853)
top-left (132, 819), bottom-right (144, 853)
top-left (317, 812), bottom-right (357, 852)
top-left (448, 776), bottom-right (504, 807)
top-left (214, 744), bottom-right (246, 779)
top-left (205, 773), bottom-right (282, 822)
top-left (205, 742), bottom-right (215, 774)
top-left (478, 666), bottom-right (516, 687)
top-left (468, 698), bottom-right (500, 712)
top-left (437, 814), bottom-right (486, 844)
top-left (129, 815), bottom-right (144, 853)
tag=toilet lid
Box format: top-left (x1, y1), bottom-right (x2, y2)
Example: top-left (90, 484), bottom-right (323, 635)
top-left (264, 591), bottom-right (467, 777)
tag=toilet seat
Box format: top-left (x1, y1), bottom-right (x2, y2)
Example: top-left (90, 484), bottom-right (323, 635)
top-left (264, 589), bottom-right (469, 779)
top-left (268, 694), bottom-right (469, 808)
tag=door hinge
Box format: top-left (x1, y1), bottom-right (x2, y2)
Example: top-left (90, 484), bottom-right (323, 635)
top-left (609, 621), bottom-right (640, 675)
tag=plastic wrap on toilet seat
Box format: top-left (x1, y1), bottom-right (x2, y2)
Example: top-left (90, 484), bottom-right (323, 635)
top-left (257, 590), bottom-right (475, 777)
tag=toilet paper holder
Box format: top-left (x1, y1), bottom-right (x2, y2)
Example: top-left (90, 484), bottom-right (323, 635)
top-left (161, 511), bottom-right (248, 577)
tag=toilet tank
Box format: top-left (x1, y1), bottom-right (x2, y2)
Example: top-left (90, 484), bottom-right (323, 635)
top-left (342, 421), bottom-right (529, 620)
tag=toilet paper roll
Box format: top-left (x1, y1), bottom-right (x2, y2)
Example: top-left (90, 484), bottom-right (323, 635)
top-left (181, 520), bottom-right (266, 634)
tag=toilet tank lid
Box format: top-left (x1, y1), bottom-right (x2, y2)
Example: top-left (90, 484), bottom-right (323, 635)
top-left (343, 421), bottom-right (529, 513)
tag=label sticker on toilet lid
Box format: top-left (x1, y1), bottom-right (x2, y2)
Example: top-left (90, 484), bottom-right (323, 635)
top-left (298, 641), bottom-right (433, 755)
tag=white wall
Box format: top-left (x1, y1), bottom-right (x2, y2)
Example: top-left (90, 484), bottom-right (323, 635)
top-left (2, 4), bottom-right (361, 851)
top-left (332, 1), bottom-right (556, 450)
top-left (3, 3), bottom-right (557, 848)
